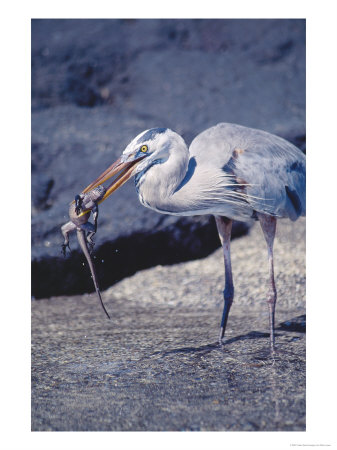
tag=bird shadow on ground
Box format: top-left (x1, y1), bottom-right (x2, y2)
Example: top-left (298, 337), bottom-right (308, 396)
top-left (150, 330), bottom-right (276, 359)
top-left (150, 342), bottom-right (219, 358)
top-left (223, 330), bottom-right (271, 346)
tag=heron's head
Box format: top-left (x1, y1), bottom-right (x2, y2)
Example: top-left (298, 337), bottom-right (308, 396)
top-left (122, 127), bottom-right (170, 172)
top-left (81, 127), bottom-right (187, 201)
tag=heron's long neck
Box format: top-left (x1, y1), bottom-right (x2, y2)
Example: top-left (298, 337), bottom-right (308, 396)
top-left (135, 140), bottom-right (190, 213)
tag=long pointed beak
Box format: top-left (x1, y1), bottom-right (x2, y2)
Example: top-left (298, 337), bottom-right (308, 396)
top-left (80, 154), bottom-right (146, 204)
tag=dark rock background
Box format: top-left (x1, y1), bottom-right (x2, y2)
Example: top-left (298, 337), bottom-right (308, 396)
top-left (31, 19), bottom-right (305, 299)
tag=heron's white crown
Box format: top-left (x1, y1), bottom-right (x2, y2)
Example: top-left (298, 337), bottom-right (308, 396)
top-left (122, 128), bottom-right (167, 156)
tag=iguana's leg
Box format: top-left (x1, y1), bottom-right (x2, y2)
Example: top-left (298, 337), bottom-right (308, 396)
top-left (81, 222), bottom-right (96, 253)
top-left (84, 204), bottom-right (100, 252)
top-left (92, 204), bottom-right (99, 232)
top-left (61, 221), bottom-right (76, 256)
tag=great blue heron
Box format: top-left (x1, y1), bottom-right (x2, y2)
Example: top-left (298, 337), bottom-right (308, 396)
top-left (81, 123), bottom-right (306, 352)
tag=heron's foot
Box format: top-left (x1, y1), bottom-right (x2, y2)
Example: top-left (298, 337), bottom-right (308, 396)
top-left (218, 327), bottom-right (225, 346)
top-left (61, 243), bottom-right (71, 257)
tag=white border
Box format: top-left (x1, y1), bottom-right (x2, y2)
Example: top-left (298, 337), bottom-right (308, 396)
top-left (2, 1), bottom-right (337, 449)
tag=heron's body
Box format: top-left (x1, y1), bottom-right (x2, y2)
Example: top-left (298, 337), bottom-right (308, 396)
top-left (82, 123), bottom-right (306, 352)
top-left (134, 123), bottom-right (305, 222)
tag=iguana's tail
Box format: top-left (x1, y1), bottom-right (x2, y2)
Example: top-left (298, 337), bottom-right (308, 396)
top-left (77, 229), bottom-right (111, 319)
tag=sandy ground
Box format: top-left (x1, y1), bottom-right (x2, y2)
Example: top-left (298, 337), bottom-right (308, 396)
top-left (31, 217), bottom-right (305, 431)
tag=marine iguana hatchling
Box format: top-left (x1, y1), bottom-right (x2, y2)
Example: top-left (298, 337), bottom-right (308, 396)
top-left (61, 185), bottom-right (110, 319)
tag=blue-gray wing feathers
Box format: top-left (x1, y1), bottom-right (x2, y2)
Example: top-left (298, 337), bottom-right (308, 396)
top-left (189, 123), bottom-right (306, 220)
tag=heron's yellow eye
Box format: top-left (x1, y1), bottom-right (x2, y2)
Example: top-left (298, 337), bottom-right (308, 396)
top-left (140, 145), bottom-right (148, 153)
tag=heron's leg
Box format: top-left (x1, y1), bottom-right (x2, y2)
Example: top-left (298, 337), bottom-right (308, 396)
top-left (214, 216), bottom-right (234, 345)
top-left (257, 213), bottom-right (277, 353)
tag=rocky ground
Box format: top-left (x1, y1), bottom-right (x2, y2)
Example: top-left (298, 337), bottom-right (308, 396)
top-left (31, 217), bottom-right (305, 431)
